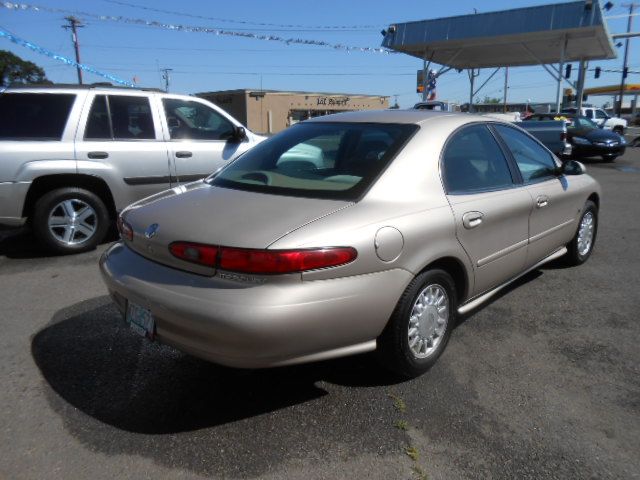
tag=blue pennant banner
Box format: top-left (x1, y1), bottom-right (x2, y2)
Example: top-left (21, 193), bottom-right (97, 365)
top-left (0, 28), bottom-right (136, 86)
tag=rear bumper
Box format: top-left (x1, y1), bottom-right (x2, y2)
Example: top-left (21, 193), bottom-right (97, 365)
top-left (99, 243), bottom-right (412, 368)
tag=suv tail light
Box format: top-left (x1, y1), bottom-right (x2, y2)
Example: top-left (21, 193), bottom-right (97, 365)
top-left (169, 243), bottom-right (357, 274)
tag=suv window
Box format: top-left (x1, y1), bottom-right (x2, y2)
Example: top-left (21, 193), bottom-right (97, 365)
top-left (85, 95), bottom-right (156, 140)
top-left (441, 124), bottom-right (514, 194)
top-left (494, 125), bottom-right (558, 183)
top-left (0, 93), bottom-right (75, 140)
top-left (163, 99), bottom-right (235, 140)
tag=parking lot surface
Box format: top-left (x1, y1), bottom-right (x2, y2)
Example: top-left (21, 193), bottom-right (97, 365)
top-left (1, 149), bottom-right (639, 480)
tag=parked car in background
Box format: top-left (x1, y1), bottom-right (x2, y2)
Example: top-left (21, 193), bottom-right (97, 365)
top-left (527, 113), bottom-right (626, 162)
top-left (0, 85), bottom-right (265, 253)
top-left (413, 101), bottom-right (460, 112)
top-left (561, 106), bottom-right (627, 135)
top-left (101, 110), bottom-right (600, 378)
top-left (518, 118), bottom-right (572, 158)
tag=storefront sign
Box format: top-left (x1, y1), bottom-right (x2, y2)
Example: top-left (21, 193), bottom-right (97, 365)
top-left (317, 97), bottom-right (350, 106)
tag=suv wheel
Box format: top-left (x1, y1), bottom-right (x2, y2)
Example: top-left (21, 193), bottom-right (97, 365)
top-left (32, 187), bottom-right (110, 254)
top-left (613, 126), bottom-right (624, 135)
top-left (377, 269), bottom-right (457, 378)
top-left (565, 200), bottom-right (598, 266)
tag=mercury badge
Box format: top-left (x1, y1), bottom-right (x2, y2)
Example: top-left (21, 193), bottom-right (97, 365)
top-left (144, 223), bottom-right (159, 239)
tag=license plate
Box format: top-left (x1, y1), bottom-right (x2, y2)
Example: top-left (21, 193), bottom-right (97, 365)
top-left (126, 301), bottom-right (155, 340)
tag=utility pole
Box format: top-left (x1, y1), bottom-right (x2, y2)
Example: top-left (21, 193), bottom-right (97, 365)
top-left (617, 3), bottom-right (637, 117)
top-left (62, 16), bottom-right (83, 85)
top-left (161, 68), bottom-right (172, 92)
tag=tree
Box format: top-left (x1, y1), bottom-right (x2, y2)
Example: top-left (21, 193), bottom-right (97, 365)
top-left (481, 96), bottom-right (502, 104)
top-left (0, 50), bottom-right (50, 87)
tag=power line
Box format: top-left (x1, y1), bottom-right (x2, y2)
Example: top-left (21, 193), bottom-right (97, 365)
top-left (101, 0), bottom-right (383, 30)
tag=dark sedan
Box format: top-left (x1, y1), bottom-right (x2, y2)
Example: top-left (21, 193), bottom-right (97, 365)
top-left (528, 113), bottom-right (626, 162)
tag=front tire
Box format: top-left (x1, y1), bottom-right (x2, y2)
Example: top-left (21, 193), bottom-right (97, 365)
top-left (377, 269), bottom-right (457, 378)
top-left (565, 200), bottom-right (598, 266)
top-left (32, 187), bottom-right (110, 254)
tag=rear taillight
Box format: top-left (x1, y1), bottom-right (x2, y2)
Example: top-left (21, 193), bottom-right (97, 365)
top-left (219, 247), bottom-right (357, 274)
top-left (168, 242), bottom-right (357, 274)
top-left (169, 242), bottom-right (218, 267)
top-left (560, 131), bottom-right (567, 142)
top-left (117, 216), bottom-right (133, 241)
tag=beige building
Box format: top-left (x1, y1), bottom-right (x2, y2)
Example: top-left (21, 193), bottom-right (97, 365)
top-left (196, 89), bottom-right (389, 134)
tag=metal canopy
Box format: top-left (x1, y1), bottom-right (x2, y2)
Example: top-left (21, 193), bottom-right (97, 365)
top-left (381, 1), bottom-right (617, 68)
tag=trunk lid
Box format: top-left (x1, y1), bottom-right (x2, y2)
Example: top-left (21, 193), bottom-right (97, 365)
top-left (123, 182), bottom-right (351, 274)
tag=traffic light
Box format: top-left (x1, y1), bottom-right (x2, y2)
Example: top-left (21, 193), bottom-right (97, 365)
top-left (594, 67), bottom-right (601, 79)
top-left (565, 64), bottom-right (572, 79)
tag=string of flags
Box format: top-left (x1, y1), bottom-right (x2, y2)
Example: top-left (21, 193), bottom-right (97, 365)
top-left (0, 28), bottom-right (136, 86)
top-left (1, 2), bottom-right (392, 54)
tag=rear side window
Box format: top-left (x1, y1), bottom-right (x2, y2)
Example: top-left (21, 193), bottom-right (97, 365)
top-left (493, 125), bottom-right (558, 183)
top-left (0, 93), bottom-right (75, 140)
top-left (85, 95), bottom-right (155, 140)
top-left (441, 124), bottom-right (514, 194)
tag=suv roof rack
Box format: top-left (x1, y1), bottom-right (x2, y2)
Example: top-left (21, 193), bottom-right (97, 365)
top-left (6, 82), bottom-right (164, 93)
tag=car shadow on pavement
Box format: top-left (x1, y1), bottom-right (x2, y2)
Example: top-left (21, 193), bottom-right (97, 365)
top-left (32, 296), bottom-right (410, 477)
top-left (32, 296), bottom-right (403, 435)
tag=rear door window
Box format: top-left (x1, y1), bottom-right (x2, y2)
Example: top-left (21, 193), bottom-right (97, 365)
top-left (493, 125), bottom-right (558, 183)
top-left (441, 124), bottom-right (515, 194)
top-left (85, 95), bottom-right (156, 140)
top-left (0, 93), bottom-right (75, 140)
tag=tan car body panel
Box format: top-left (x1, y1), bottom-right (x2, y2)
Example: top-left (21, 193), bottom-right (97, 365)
top-left (101, 111), bottom-right (601, 368)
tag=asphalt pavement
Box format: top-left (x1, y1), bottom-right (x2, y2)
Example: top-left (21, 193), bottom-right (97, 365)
top-left (1, 149), bottom-right (639, 480)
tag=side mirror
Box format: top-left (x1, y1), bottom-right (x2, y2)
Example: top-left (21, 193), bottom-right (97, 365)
top-left (230, 126), bottom-right (247, 142)
top-left (562, 159), bottom-right (586, 175)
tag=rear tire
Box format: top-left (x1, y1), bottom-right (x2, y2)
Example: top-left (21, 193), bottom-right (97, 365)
top-left (565, 200), bottom-right (598, 266)
top-left (377, 269), bottom-right (457, 378)
top-left (32, 187), bottom-right (110, 254)
top-left (613, 126), bottom-right (624, 135)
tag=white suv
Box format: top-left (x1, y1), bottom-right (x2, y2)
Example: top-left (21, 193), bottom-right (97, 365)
top-left (0, 85), bottom-right (265, 253)
top-left (562, 107), bottom-right (627, 135)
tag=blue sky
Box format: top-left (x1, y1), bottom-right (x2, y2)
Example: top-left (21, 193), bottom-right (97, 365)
top-left (1, 0), bottom-right (637, 108)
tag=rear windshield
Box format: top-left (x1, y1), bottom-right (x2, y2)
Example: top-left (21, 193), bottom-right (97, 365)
top-left (0, 93), bottom-right (76, 140)
top-left (208, 122), bottom-right (417, 201)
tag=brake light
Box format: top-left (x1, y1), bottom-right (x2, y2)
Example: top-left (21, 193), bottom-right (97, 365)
top-left (219, 247), bottom-right (357, 274)
top-left (117, 216), bottom-right (133, 241)
top-left (168, 242), bottom-right (357, 274)
top-left (169, 242), bottom-right (218, 267)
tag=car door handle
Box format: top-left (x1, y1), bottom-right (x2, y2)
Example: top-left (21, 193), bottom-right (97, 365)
top-left (536, 196), bottom-right (549, 208)
top-left (175, 151), bottom-right (192, 158)
top-left (87, 151), bottom-right (109, 159)
top-left (462, 211), bottom-right (484, 229)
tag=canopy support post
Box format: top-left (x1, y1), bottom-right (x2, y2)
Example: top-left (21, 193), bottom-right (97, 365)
top-left (555, 36), bottom-right (567, 113)
top-left (576, 59), bottom-right (588, 110)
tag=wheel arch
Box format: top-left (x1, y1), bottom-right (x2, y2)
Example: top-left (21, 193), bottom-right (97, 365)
top-left (22, 174), bottom-right (117, 220)
top-left (587, 192), bottom-right (600, 209)
top-left (417, 256), bottom-right (469, 304)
